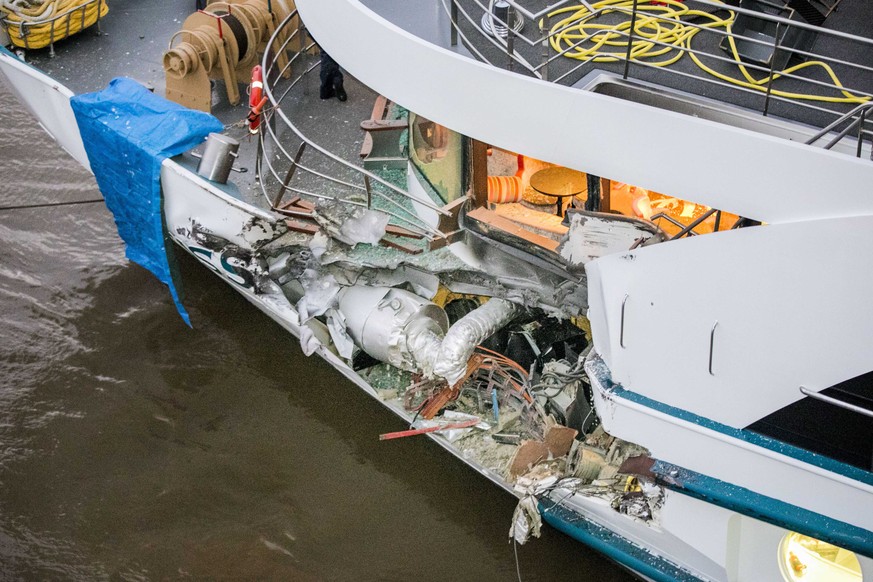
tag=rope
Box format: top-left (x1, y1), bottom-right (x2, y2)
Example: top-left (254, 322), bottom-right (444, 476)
top-left (0, 198), bottom-right (104, 212)
top-left (1, 0), bottom-right (108, 49)
top-left (546, 0), bottom-right (870, 105)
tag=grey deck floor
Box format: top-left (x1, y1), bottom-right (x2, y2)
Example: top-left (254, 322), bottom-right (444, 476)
top-left (20, 0), bottom-right (383, 213)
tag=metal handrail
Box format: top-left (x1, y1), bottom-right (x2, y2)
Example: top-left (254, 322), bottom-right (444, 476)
top-left (484, 0), bottom-right (873, 47)
top-left (444, 0), bottom-right (873, 135)
top-left (799, 385), bottom-right (873, 419)
top-left (581, 7), bottom-right (873, 98)
top-left (805, 102), bottom-right (873, 156)
top-left (553, 16), bottom-right (873, 103)
top-left (261, 23), bottom-right (450, 225)
top-left (259, 9), bottom-right (451, 240)
top-left (649, 212), bottom-right (689, 232)
top-left (671, 208), bottom-right (719, 239)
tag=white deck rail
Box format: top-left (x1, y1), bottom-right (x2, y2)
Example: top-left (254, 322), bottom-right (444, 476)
top-left (257, 13), bottom-right (451, 240)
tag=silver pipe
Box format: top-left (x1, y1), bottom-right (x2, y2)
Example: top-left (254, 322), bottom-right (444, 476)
top-left (799, 386), bottom-right (873, 419)
top-left (430, 298), bottom-right (523, 385)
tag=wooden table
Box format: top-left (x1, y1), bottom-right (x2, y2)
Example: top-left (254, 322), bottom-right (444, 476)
top-left (529, 167), bottom-right (586, 217)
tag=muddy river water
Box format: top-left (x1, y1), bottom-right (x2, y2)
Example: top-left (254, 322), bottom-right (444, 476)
top-left (0, 82), bottom-right (633, 581)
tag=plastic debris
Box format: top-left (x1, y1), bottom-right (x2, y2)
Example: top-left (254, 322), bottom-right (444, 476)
top-left (509, 494), bottom-right (542, 545)
top-left (339, 209), bottom-right (390, 247)
top-left (615, 491), bottom-right (652, 521)
top-left (325, 308), bottom-right (355, 360)
top-left (514, 463), bottom-right (563, 495)
top-left (309, 230), bottom-right (330, 259)
top-left (388, 410), bottom-right (490, 443)
top-left (492, 387), bottom-right (500, 423)
top-left (442, 410), bottom-right (492, 439)
top-left (298, 324), bottom-right (320, 357)
top-left (296, 269), bottom-right (340, 322)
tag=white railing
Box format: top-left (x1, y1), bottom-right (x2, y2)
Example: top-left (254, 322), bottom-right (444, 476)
top-left (257, 11), bottom-right (451, 240)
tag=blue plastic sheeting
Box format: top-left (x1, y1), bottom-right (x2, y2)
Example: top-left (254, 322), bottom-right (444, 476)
top-left (70, 78), bottom-right (223, 326)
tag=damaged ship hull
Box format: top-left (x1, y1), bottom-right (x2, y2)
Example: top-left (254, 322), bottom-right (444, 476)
top-left (2, 0), bottom-right (872, 578)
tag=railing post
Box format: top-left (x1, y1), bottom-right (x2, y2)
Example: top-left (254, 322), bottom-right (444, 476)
top-left (763, 22), bottom-right (782, 117)
top-left (540, 13), bottom-right (550, 81)
top-left (857, 109), bottom-right (866, 158)
top-left (506, 4), bottom-right (515, 72)
top-left (49, 19), bottom-right (56, 57)
top-left (364, 175), bottom-right (372, 210)
top-left (255, 131), bottom-right (263, 183)
top-left (274, 142), bottom-right (307, 208)
top-left (623, 0), bottom-right (639, 80)
top-left (297, 15), bottom-right (305, 53)
top-left (450, 0), bottom-right (458, 46)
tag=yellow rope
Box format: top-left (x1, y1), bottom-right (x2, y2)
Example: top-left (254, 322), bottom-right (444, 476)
top-left (1, 0), bottom-right (108, 49)
top-left (546, 0), bottom-right (869, 104)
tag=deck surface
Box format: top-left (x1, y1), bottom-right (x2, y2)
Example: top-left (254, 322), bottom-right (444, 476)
top-left (20, 0), bottom-right (383, 213)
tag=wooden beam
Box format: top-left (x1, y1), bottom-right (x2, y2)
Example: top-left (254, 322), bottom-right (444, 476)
top-left (600, 177), bottom-right (611, 213)
top-left (470, 139), bottom-right (489, 209)
top-left (467, 206), bottom-right (560, 252)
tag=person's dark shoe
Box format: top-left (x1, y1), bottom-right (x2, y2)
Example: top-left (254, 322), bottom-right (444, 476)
top-left (334, 81), bottom-right (347, 102)
top-left (320, 84), bottom-right (335, 100)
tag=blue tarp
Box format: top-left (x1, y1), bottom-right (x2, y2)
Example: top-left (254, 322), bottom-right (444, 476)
top-left (70, 78), bottom-right (223, 326)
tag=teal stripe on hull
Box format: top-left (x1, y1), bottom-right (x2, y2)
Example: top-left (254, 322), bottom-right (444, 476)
top-left (586, 354), bottom-right (873, 558)
top-left (586, 354), bottom-right (873, 488)
top-left (652, 461), bottom-right (873, 559)
top-left (538, 500), bottom-right (704, 582)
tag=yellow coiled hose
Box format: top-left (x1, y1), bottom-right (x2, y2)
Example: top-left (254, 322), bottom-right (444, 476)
top-left (546, 0), bottom-right (869, 104)
top-left (1, 0), bottom-right (108, 49)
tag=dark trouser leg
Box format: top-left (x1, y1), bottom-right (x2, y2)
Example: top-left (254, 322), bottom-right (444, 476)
top-left (332, 69), bottom-right (346, 101)
top-left (320, 52), bottom-right (341, 99)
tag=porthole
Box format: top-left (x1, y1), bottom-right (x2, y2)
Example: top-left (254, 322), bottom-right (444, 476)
top-left (779, 532), bottom-right (863, 581)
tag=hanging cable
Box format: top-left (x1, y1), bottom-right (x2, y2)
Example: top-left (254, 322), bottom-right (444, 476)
top-left (0, 198), bottom-right (104, 212)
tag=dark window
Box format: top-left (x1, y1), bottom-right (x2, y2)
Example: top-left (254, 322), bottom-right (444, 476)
top-left (746, 371), bottom-right (873, 471)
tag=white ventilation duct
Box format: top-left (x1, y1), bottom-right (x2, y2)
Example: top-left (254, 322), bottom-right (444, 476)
top-left (338, 286), bottom-right (521, 384)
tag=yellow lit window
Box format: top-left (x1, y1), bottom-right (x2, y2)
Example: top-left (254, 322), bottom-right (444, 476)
top-left (779, 532), bottom-right (863, 582)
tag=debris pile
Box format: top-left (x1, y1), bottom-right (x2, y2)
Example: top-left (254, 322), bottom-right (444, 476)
top-left (367, 343), bottom-right (666, 547)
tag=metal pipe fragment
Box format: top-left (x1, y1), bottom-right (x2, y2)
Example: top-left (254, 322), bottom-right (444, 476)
top-left (338, 286), bottom-right (522, 385)
top-left (430, 298), bottom-right (522, 385)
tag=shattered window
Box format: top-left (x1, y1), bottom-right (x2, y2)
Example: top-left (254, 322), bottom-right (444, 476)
top-left (409, 113), bottom-right (464, 204)
top-left (779, 533), bottom-right (862, 582)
